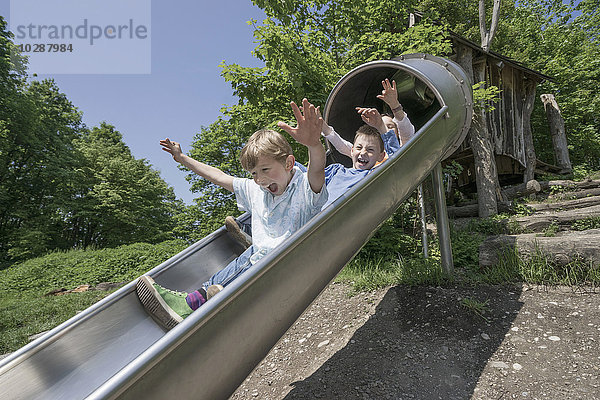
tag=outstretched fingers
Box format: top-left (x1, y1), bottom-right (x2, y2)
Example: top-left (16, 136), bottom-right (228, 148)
top-left (279, 99), bottom-right (322, 147)
top-left (355, 107), bottom-right (382, 126)
top-left (290, 101), bottom-right (304, 125)
top-left (160, 138), bottom-right (175, 151)
top-left (382, 78), bottom-right (395, 91)
top-left (277, 100), bottom-right (305, 135)
top-left (277, 120), bottom-right (294, 134)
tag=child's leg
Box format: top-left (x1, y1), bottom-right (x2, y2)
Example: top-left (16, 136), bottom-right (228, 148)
top-left (136, 246), bottom-right (255, 330)
top-left (136, 275), bottom-right (195, 330)
top-left (185, 246), bottom-right (254, 310)
top-left (225, 216), bottom-right (252, 249)
top-left (202, 245), bottom-right (255, 289)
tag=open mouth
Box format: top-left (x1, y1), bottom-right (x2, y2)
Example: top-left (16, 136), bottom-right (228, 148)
top-left (267, 183), bottom-right (278, 194)
top-left (356, 155), bottom-right (370, 168)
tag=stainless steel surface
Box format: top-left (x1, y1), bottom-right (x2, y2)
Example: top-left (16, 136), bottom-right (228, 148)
top-left (0, 54), bottom-right (472, 400)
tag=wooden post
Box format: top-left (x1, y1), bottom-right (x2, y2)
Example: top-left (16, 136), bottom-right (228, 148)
top-left (541, 94), bottom-right (572, 174)
top-left (523, 80), bottom-right (537, 182)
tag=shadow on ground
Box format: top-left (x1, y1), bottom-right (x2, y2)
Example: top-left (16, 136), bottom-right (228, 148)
top-left (284, 284), bottom-right (523, 399)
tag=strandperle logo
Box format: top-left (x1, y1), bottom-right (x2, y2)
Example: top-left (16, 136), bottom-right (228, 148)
top-left (14, 19), bottom-right (149, 45)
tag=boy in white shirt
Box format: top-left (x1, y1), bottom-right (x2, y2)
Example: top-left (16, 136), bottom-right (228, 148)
top-left (137, 99), bottom-right (328, 330)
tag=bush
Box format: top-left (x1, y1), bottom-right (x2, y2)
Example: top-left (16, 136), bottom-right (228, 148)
top-left (0, 240), bottom-right (189, 295)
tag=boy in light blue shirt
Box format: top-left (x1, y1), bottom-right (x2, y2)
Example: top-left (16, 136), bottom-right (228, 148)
top-left (296, 107), bottom-right (401, 208)
top-left (137, 99), bottom-right (328, 330)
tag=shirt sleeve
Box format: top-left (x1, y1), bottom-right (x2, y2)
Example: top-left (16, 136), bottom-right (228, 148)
top-left (393, 115), bottom-right (415, 146)
top-left (323, 129), bottom-right (353, 157)
top-left (381, 129), bottom-right (401, 157)
top-left (232, 177), bottom-right (253, 212)
top-left (301, 171), bottom-right (328, 209)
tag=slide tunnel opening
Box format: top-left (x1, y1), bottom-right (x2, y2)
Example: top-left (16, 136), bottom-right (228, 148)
top-left (324, 62), bottom-right (440, 167)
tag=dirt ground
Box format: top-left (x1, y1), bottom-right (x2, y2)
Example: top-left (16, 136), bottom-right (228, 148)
top-left (230, 282), bottom-right (600, 400)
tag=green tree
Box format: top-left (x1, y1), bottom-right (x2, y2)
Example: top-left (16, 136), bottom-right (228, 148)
top-left (68, 123), bottom-right (181, 248)
top-left (1, 16), bottom-right (188, 266)
top-left (0, 77), bottom-right (84, 263)
top-left (495, 0), bottom-right (600, 169)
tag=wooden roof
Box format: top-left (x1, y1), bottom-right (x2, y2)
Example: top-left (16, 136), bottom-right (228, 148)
top-left (409, 11), bottom-right (555, 83)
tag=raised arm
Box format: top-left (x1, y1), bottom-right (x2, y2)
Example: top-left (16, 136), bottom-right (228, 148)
top-left (377, 79), bottom-right (415, 145)
top-left (355, 107), bottom-right (387, 134)
top-left (322, 127), bottom-right (353, 157)
top-left (317, 108), bottom-right (352, 156)
top-left (277, 99), bottom-right (326, 194)
top-left (160, 138), bottom-right (234, 192)
top-left (394, 115), bottom-right (416, 146)
top-left (377, 78), bottom-right (407, 121)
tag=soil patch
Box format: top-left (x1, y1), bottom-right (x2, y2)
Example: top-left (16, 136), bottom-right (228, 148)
top-left (231, 282), bottom-right (600, 399)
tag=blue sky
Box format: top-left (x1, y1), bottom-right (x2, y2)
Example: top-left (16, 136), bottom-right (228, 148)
top-left (1, 0), bottom-right (266, 204)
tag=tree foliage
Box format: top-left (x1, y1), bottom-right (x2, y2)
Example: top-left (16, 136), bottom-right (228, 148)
top-left (0, 16), bottom-right (183, 267)
top-left (68, 123), bottom-right (181, 248)
top-left (493, 0), bottom-right (600, 168)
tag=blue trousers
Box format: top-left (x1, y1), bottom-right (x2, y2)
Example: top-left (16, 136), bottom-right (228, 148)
top-left (201, 245), bottom-right (255, 290)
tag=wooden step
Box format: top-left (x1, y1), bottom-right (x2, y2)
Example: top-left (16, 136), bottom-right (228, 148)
top-left (512, 204), bottom-right (600, 232)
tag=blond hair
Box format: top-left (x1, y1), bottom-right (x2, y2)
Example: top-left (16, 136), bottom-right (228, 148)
top-left (240, 129), bottom-right (293, 171)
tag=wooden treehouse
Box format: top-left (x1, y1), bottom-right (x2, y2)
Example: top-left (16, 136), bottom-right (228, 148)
top-left (441, 31), bottom-right (572, 195)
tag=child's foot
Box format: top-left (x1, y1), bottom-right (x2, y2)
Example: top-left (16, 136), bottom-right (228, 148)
top-left (206, 284), bottom-right (223, 299)
top-left (225, 216), bottom-right (252, 249)
top-left (136, 275), bottom-right (194, 330)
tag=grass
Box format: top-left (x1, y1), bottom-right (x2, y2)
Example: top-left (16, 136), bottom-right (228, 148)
top-left (0, 290), bottom-right (110, 353)
top-left (460, 297), bottom-right (490, 322)
top-left (336, 213), bottom-right (600, 294)
top-left (0, 240), bottom-right (188, 354)
top-left (485, 247), bottom-right (600, 286)
top-left (571, 216), bottom-right (600, 231)
top-left (335, 256), bottom-right (451, 294)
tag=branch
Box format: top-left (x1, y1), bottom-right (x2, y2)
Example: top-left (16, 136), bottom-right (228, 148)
top-left (488, 0), bottom-right (501, 47)
top-left (479, 0), bottom-right (502, 51)
top-left (479, 0), bottom-right (488, 46)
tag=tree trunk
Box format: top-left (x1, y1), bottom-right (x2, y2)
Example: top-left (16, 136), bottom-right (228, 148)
top-left (447, 201), bottom-right (512, 218)
top-left (527, 195), bottom-right (600, 212)
top-left (454, 44), bottom-right (474, 82)
top-left (479, 230), bottom-right (600, 268)
top-left (543, 187), bottom-right (600, 202)
top-left (512, 204), bottom-right (600, 232)
top-left (501, 179), bottom-right (541, 201)
top-left (522, 80), bottom-right (537, 182)
top-left (538, 179), bottom-right (600, 191)
top-left (540, 94), bottom-right (572, 173)
top-left (470, 62), bottom-right (500, 217)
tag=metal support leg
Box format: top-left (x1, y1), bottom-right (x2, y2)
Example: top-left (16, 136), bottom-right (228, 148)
top-left (417, 184), bottom-right (429, 258)
top-left (431, 163), bottom-right (454, 274)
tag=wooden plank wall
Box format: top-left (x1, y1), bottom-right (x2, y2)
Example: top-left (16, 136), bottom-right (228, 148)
top-left (448, 45), bottom-right (537, 187)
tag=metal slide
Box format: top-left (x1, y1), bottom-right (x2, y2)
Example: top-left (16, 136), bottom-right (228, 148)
top-left (0, 54), bottom-right (472, 399)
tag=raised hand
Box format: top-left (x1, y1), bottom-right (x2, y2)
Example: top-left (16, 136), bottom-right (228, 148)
top-left (355, 107), bottom-right (386, 132)
top-left (316, 106), bottom-right (333, 136)
top-left (278, 98), bottom-right (323, 148)
top-left (160, 138), bottom-right (184, 163)
top-left (376, 78), bottom-right (401, 109)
